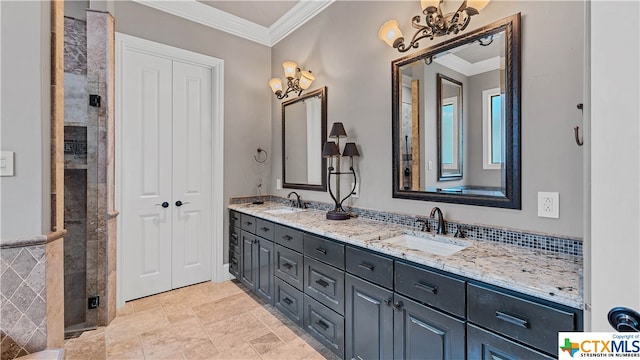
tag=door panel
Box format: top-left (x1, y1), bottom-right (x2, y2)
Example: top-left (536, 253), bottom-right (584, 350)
top-left (171, 61), bottom-right (213, 288)
top-left (121, 49), bottom-right (173, 301)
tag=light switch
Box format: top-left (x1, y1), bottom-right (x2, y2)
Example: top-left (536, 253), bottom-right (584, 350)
top-left (0, 151), bottom-right (15, 176)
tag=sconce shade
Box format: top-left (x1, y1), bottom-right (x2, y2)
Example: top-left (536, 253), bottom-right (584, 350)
top-left (342, 142), bottom-right (360, 157)
top-left (329, 122), bottom-right (347, 138)
top-left (466, 0), bottom-right (490, 13)
top-left (299, 70), bottom-right (315, 90)
top-left (420, 0), bottom-right (439, 12)
top-left (378, 20), bottom-right (403, 47)
top-left (269, 78), bottom-right (283, 93)
top-left (322, 141), bottom-right (340, 157)
top-left (282, 61), bottom-right (297, 78)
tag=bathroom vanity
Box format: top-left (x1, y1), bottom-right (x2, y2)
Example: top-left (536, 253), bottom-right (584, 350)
top-left (228, 202), bottom-right (583, 360)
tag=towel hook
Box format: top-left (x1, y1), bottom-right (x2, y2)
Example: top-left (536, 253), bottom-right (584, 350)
top-left (254, 148), bottom-right (268, 163)
top-left (574, 103), bottom-right (584, 146)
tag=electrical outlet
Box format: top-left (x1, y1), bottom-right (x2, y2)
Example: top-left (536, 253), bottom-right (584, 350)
top-left (351, 182), bottom-right (360, 198)
top-left (538, 192), bottom-right (559, 218)
top-left (276, 179), bottom-right (282, 190)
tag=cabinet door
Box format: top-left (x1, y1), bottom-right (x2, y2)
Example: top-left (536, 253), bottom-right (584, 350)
top-left (393, 294), bottom-right (465, 360)
top-left (255, 238), bottom-right (275, 304)
top-left (345, 274), bottom-right (394, 360)
top-left (240, 231), bottom-right (256, 290)
top-left (467, 324), bottom-right (554, 360)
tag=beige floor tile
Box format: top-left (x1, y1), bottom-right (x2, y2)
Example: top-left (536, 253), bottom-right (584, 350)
top-left (248, 332), bottom-right (284, 355)
top-left (209, 342), bottom-right (262, 360)
top-left (64, 330), bottom-right (106, 360)
top-left (107, 348), bottom-right (145, 360)
top-left (116, 302), bottom-right (134, 317)
top-left (129, 295), bottom-right (162, 313)
top-left (192, 292), bottom-right (261, 325)
top-left (142, 317), bottom-right (209, 358)
top-left (106, 334), bottom-right (142, 358)
top-left (182, 339), bottom-right (220, 360)
top-left (203, 312), bottom-right (271, 351)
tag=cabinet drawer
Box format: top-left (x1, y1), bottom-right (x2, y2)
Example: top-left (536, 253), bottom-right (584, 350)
top-left (304, 256), bottom-right (345, 315)
top-left (346, 246), bottom-right (393, 289)
top-left (467, 283), bottom-right (578, 355)
top-left (229, 226), bottom-right (240, 249)
top-left (275, 245), bottom-right (304, 291)
top-left (229, 210), bottom-right (241, 228)
top-left (395, 261), bottom-right (466, 318)
top-left (304, 294), bottom-right (344, 359)
top-left (240, 213), bottom-right (256, 233)
top-left (256, 218), bottom-right (274, 241)
top-left (467, 323), bottom-right (554, 360)
top-left (229, 251), bottom-right (240, 279)
top-left (304, 234), bottom-right (345, 270)
top-left (274, 225), bottom-right (303, 252)
top-left (274, 277), bottom-right (303, 327)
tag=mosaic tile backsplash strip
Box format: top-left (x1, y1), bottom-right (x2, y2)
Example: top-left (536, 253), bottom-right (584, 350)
top-left (230, 195), bottom-right (583, 256)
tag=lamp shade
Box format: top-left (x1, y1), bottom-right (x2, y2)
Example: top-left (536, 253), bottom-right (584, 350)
top-left (282, 61), bottom-right (297, 78)
top-left (298, 71), bottom-right (315, 90)
top-left (342, 142), bottom-right (360, 157)
top-left (268, 78), bottom-right (283, 93)
top-left (329, 122), bottom-right (347, 138)
top-left (322, 141), bottom-right (340, 157)
top-left (378, 20), bottom-right (403, 47)
top-left (466, 0), bottom-right (490, 13)
top-left (420, 0), bottom-right (439, 12)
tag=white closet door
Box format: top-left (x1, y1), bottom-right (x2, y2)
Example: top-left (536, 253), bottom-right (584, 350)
top-left (171, 61), bottom-right (212, 288)
top-left (121, 50), bottom-right (173, 301)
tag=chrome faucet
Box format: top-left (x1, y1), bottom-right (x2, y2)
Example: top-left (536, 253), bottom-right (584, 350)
top-left (429, 207), bottom-right (446, 235)
top-left (287, 191), bottom-right (303, 208)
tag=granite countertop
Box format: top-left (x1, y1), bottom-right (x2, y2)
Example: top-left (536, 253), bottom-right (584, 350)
top-left (229, 201), bottom-right (583, 309)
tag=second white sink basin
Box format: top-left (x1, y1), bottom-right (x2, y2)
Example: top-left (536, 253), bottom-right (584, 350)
top-left (382, 233), bottom-right (470, 256)
top-left (264, 207), bottom-right (306, 215)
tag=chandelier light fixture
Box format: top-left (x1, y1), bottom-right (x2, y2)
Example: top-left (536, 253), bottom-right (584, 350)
top-left (378, 0), bottom-right (490, 53)
top-left (269, 61), bottom-right (315, 100)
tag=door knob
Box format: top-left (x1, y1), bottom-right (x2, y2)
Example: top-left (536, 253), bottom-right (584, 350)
top-left (608, 307), bottom-right (640, 332)
top-left (175, 200), bottom-right (190, 207)
top-left (155, 202), bottom-right (169, 208)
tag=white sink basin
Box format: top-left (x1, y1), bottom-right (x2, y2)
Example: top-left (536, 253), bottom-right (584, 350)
top-left (264, 207), bottom-right (306, 215)
top-left (382, 233), bottom-right (470, 256)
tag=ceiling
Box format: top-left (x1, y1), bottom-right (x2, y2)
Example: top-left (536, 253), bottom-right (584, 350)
top-left (133, 0), bottom-right (334, 47)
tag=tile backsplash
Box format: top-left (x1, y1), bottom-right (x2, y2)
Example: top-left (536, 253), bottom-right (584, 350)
top-left (230, 195), bottom-right (583, 257)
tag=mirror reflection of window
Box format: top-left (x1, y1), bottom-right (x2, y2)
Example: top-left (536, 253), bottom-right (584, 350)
top-left (482, 87), bottom-right (503, 169)
top-left (440, 99), bottom-right (459, 169)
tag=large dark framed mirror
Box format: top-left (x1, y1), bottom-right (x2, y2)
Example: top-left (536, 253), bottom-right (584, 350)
top-left (282, 86), bottom-right (327, 191)
top-left (392, 13), bottom-right (521, 209)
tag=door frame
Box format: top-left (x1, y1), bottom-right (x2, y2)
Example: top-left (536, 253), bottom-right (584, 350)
top-left (115, 33), bottom-right (225, 308)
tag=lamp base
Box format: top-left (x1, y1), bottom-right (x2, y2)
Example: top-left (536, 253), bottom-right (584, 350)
top-left (326, 210), bottom-right (351, 221)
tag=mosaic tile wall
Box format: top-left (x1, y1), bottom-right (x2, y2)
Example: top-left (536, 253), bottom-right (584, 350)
top-left (230, 195), bottom-right (583, 256)
top-left (0, 245), bottom-right (47, 359)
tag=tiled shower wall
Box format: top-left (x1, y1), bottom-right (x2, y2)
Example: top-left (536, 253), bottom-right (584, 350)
top-left (0, 245), bottom-right (47, 359)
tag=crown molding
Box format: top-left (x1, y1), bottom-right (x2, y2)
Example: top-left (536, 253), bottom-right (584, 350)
top-left (269, 0), bottom-right (335, 46)
top-left (132, 0), bottom-right (334, 47)
top-left (434, 54), bottom-right (501, 77)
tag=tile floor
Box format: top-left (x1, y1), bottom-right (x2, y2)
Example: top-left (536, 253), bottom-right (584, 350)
top-left (63, 280), bottom-right (339, 360)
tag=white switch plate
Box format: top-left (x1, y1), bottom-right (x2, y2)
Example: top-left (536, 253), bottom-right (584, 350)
top-left (538, 192), bottom-right (559, 218)
top-left (0, 151), bottom-right (15, 176)
top-left (351, 182), bottom-right (360, 198)
top-left (276, 178), bottom-right (282, 190)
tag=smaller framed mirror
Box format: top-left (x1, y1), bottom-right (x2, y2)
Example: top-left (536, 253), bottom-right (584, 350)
top-left (437, 74), bottom-right (463, 181)
top-left (282, 86), bottom-right (327, 191)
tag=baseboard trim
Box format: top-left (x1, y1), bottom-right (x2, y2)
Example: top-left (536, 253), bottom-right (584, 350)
top-left (221, 264), bottom-right (235, 281)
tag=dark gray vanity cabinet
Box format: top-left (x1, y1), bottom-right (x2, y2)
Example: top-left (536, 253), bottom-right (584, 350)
top-left (274, 224), bottom-right (305, 326)
top-left (237, 213), bottom-right (275, 305)
top-left (228, 211), bottom-right (241, 278)
top-left (467, 324), bottom-right (554, 360)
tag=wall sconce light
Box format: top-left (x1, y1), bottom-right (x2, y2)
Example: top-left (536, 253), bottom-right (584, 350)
top-left (322, 122), bottom-right (360, 220)
top-left (378, 0), bottom-right (490, 53)
top-left (269, 61), bottom-right (315, 100)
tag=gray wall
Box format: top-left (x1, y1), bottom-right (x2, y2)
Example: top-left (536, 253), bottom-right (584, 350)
top-left (271, 1), bottom-right (584, 238)
top-left (113, 1), bottom-right (273, 259)
top-left (0, 1), bottom-right (51, 239)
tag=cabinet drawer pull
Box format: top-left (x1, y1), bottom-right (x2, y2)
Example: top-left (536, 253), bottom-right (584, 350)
top-left (315, 279), bottom-right (329, 288)
top-left (260, 227), bottom-right (270, 232)
top-left (230, 258), bottom-right (238, 265)
top-left (315, 247), bottom-right (327, 255)
top-left (316, 320), bottom-right (330, 331)
top-left (253, 239), bottom-right (259, 244)
top-left (393, 301), bottom-right (404, 311)
top-left (358, 263), bottom-right (375, 271)
top-left (282, 262), bottom-right (293, 270)
top-left (414, 282), bottom-right (438, 294)
top-left (283, 235), bottom-right (293, 241)
top-left (245, 221), bottom-right (253, 226)
top-left (230, 233), bottom-right (238, 244)
top-left (495, 311), bottom-right (529, 329)
top-left (283, 297), bottom-right (293, 305)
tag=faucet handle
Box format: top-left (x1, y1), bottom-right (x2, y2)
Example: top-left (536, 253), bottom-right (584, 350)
top-left (454, 226), bottom-right (466, 238)
top-left (415, 218), bottom-right (430, 232)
